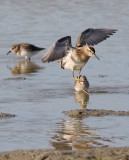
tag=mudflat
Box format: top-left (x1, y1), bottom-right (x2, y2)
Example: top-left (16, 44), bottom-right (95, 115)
top-left (0, 147), bottom-right (129, 160)
top-left (63, 109), bottom-right (129, 119)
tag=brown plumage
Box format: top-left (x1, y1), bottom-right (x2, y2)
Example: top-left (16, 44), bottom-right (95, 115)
top-left (7, 43), bottom-right (45, 60)
top-left (74, 75), bottom-right (89, 92)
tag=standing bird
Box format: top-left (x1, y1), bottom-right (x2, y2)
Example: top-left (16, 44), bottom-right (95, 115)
top-left (7, 43), bottom-right (45, 60)
top-left (42, 28), bottom-right (117, 80)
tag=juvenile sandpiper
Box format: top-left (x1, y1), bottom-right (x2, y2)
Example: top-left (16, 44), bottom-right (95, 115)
top-left (42, 28), bottom-right (117, 79)
top-left (7, 43), bottom-right (45, 60)
top-left (74, 75), bottom-right (89, 92)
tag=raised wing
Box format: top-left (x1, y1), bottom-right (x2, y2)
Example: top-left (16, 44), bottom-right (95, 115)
top-left (42, 36), bottom-right (72, 62)
top-left (76, 28), bottom-right (117, 47)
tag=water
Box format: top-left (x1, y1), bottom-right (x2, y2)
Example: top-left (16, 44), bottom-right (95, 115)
top-left (0, 0), bottom-right (129, 151)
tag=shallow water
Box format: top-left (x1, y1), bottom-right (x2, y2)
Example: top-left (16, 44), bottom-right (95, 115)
top-left (0, 0), bottom-right (129, 151)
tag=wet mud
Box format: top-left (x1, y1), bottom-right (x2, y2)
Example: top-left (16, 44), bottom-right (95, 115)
top-left (0, 113), bottom-right (16, 119)
top-left (0, 147), bottom-right (129, 160)
top-left (63, 109), bottom-right (129, 119)
top-left (4, 77), bottom-right (26, 80)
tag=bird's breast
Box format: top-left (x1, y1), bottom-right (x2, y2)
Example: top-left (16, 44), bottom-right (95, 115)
top-left (62, 50), bottom-right (86, 71)
top-left (75, 48), bottom-right (90, 62)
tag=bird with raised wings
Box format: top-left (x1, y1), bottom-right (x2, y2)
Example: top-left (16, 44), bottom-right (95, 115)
top-left (42, 28), bottom-right (117, 80)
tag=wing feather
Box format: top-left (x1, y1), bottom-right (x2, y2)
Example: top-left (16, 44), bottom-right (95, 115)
top-left (42, 36), bottom-right (72, 62)
top-left (76, 28), bottom-right (117, 47)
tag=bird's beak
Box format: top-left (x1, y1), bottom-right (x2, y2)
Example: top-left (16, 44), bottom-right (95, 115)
top-left (94, 53), bottom-right (100, 60)
top-left (7, 51), bottom-right (11, 55)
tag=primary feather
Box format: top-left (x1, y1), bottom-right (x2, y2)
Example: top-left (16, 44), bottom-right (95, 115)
top-left (43, 36), bottom-right (72, 62)
top-left (76, 28), bottom-right (117, 47)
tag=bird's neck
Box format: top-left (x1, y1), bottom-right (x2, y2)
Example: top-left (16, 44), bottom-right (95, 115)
top-left (15, 45), bottom-right (21, 55)
top-left (75, 47), bottom-right (90, 62)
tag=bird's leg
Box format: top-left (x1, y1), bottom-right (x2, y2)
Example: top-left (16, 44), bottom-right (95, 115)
top-left (25, 56), bottom-right (31, 61)
top-left (78, 70), bottom-right (81, 78)
top-left (79, 70), bottom-right (81, 76)
top-left (72, 71), bottom-right (79, 81)
top-left (80, 83), bottom-right (89, 95)
top-left (78, 80), bottom-right (89, 95)
top-left (81, 104), bottom-right (87, 109)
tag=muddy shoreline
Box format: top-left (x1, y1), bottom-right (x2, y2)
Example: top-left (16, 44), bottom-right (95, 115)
top-left (0, 147), bottom-right (129, 160)
top-left (1, 108), bottom-right (129, 119)
top-left (1, 110), bottom-right (129, 159)
top-left (63, 109), bottom-right (129, 119)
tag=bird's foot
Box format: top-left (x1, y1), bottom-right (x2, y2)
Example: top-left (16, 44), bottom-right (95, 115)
top-left (72, 75), bottom-right (80, 81)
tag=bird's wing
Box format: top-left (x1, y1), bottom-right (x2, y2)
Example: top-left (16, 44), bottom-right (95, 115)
top-left (42, 36), bottom-right (72, 62)
top-left (76, 28), bottom-right (117, 47)
top-left (22, 44), bottom-right (45, 51)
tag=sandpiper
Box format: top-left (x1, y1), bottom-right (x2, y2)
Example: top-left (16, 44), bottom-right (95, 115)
top-left (7, 43), bottom-right (45, 60)
top-left (42, 28), bottom-right (117, 79)
top-left (74, 75), bottom-right (89, 92)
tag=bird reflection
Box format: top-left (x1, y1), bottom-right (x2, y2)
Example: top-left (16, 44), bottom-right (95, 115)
top-left (74, 91), bottom-right (89, 109)
top-left (50, 119), bottom-right (107, 150)
top-left (10, 60), bottom-right (43, 74)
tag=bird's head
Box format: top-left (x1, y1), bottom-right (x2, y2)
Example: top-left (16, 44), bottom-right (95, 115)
top-left (85, 46), bottom-right (99, 60)
top-left (7, 45), bottom-right (19, 55)
top-left (77, 75), bottom-right (87, 82)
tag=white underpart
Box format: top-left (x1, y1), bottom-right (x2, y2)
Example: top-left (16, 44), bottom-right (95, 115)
top-left (19, 51), bottom-right (40, 59)
top-left (74, 82), bottom-right (84, 92)
top-left (62, 50), bottom-right (86, 71)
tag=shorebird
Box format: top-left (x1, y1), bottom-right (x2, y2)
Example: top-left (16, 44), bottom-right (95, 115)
top-left (7, 43), bottom-right (45, 60)
top-left (74, 75), bottom-right (89, 92)
top-left (42, 28), bottom-right (117, 79)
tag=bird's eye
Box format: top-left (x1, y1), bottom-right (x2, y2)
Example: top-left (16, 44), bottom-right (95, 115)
top-left (12, 47), bottom-right (16, 50)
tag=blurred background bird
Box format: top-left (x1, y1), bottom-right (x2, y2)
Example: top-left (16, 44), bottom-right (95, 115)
top-left (7, 43), bottom-right (45, 60)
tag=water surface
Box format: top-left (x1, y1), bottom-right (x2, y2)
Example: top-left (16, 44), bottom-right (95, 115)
top-left (0, 0), bottom-right (129, 151)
